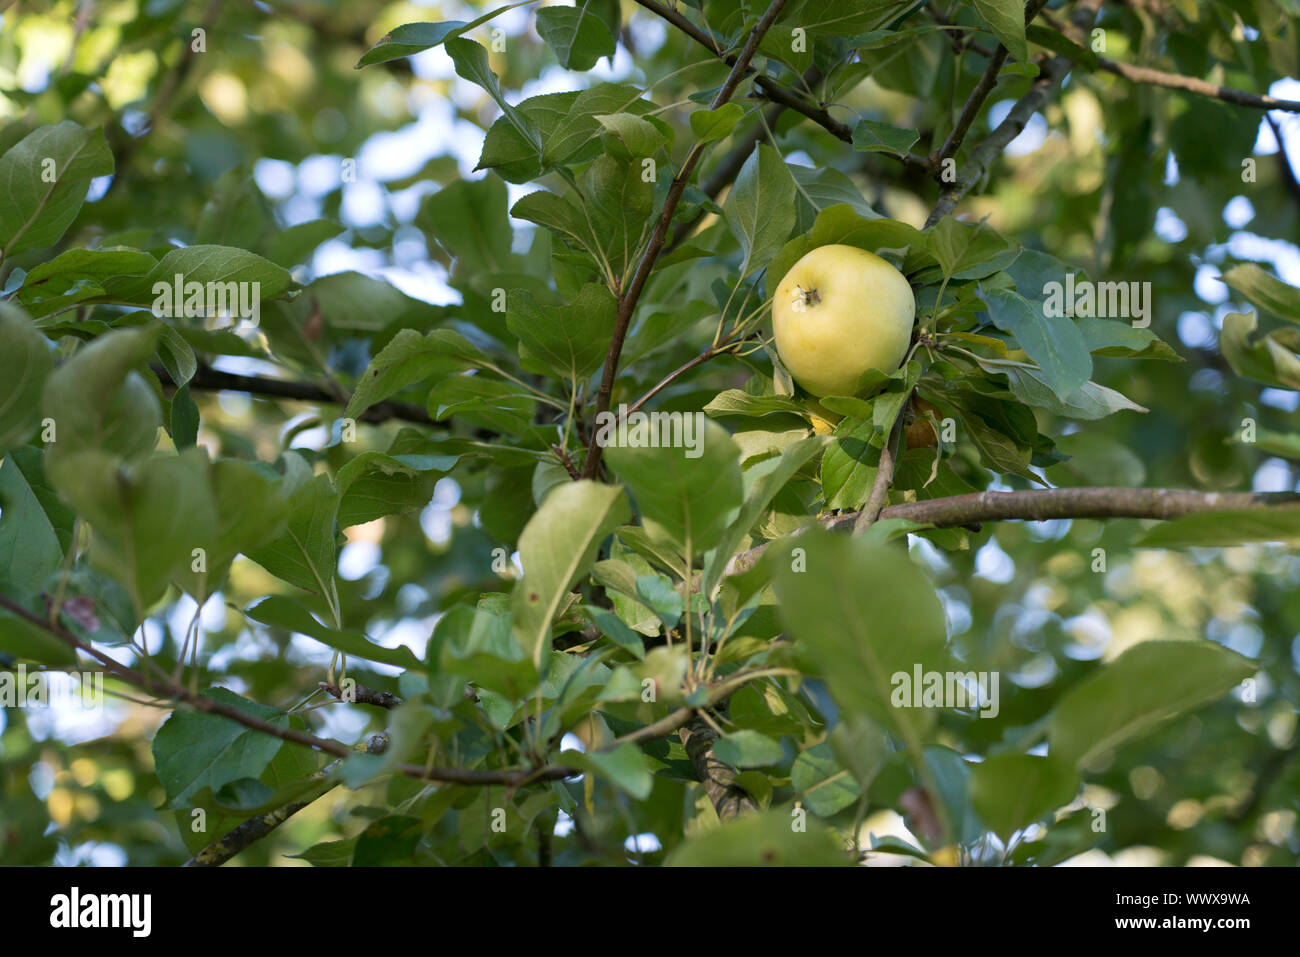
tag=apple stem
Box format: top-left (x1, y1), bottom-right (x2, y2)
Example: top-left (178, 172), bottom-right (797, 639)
top-left (794, 284), bottom-right (821, 307)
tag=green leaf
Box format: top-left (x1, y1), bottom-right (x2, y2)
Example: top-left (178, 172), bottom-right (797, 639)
top-left (46, 449), bottom-right (218, 612)
top-left (1220, 310), bottom-right (1300, 390)
top-left (246, 595), bottom-right (423, 670)
top-left (476, 92), bottom-right (579, 181)
top-left (973, 0), bottom-right (1028, 62)
top-left (945, 389), bottom-right (1037, 479)
top-left (666, 811), bottom-right (850, 866)
top-left (723, 145), bottom-right (797, 276)
top-left (635, 574), bottom-right (684, 627)
top-left (419, 175), bottom-right (514, 274)
top-left (152, 688), bottom-right (287, 808)
top-left (970, 754), bottom-right (1078, 839)
top-left (714, 729), bottom-right (784, 768)
top-left (43, 324), bottom-right (162, 463)
top-left (1251, 428), bottom-right (1300, 460)
top-left (352, 815), bottom-right (421, 866)
top-left (294, 271), bottom-right (429, 335)
top-left (17, 248), bottom-right (156, 318)
top-left (336, 450), bottom-right (450, 528)
top-left (1026, 24), bottom-right (1098, 68)
top-left (565, 742), bottom-right (653, 798)
top-left (789, 165), bottom-right (878, 227)
top-left (264, 219), bottom-right (344, 268)
top-left (1221, 263), bottom-right (1300, 325)
top-left (766, 204), bottom-right (926, 294)
top-left (357, 22), bottom-right (467, 67)
top-left (1048, 641), bottom-right (1256, 769)
top-left (168, 385), bottom-right (199, 450)
top-left (829, 715), bottom-right (890, 793)
top-left (175, 458), bottom-right (290, 599)
top-left (703, 435), bottom-right (827, 595)
top-left (543, 83), bottom-right (650, 167)
top-left (155, 323), bottom-right (198, 387)
top-left (434, 603), bottom-right (536, 697)
top-left (773, 530), bottom-right (950, 744)
top-left (971, 357), bottom-right (1147, 419)
top-left (1075, 317), bottom-right (1181, 361)
top-left (0, 454), bottom-right (63, 593)
top-left (243, 468), bottom-right (339, 600)
top-left (595, 112), bottom-right (668, 158)
top-left (536, 5), bottom-right (616, 70)
top-left (427, 375), bottom-right (537, 434)
top-left (927, 217), bottom-right (1021, 281)
top-left (0, 304), bottom-right (52, 458)
top-left (0, 122), bottom-right (113, 257)
top-left (820, 416), bottom-right (881, 511)
top-left (605, 417), bottom-right (743, 557)
top-left (792, 742), bottom-right (863, 816)
top-left (512, 481), bottom-right (629, 667)
top-left (287, 838), bottom-right (356, 866)
top-left (585, 153), bottom-right (654, 279)
top-left (780, 0), bottom-right (917, 36)
top-left (977, 287), bottom-right (1090, 399)
top-left (689, 103), bottom-right (745, 144)
top-left (851, 119), bottom-right (919, 155)
top-left (703, 390), bottom-right (806, 419)
top-left (356, 3), bottom-right (528, 67)
top-left (1137, 505), bottom-right (1300, 547)
top-left (346, 329), bottom-right (480, 419)
top-left (508, 284), bottom-right (615, 381)
top-left (101, 245), bottom-right (294, 306)
top-left (592, 558), bottom-right (660, 636)
top-left (446, 38), bottom-right (537, 151)
top-left (511, 188), bottom-right (602, 261)
top-left (584, 605), bottom-right (645, 659)
top-left (1011, 369), bottom-right (1146, 419)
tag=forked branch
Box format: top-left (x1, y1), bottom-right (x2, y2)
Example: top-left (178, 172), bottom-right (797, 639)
top-left (582, 0), bottom-right (791, 479)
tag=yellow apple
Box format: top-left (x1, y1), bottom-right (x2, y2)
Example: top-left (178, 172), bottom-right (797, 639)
top-left (772, 244), bottom-right (916, 397)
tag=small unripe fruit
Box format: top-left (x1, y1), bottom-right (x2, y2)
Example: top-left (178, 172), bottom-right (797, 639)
top-left (905, 397), bottom-right (942, 449)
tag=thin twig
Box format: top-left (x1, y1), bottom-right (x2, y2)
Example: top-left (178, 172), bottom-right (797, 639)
top-left (733, 487), bottom-right (1300, 576)
top-left (155, 363), bottom-right (435, 426)
top-left (624, 338), bottom-right (745, 418)
top-left (852, 407), bottom-right (906, 533)
top-left (1097, 59), bottom-right (1300, 113)
top-left (631, 0), bottom-right (855, 143)
top-left (926, 55), bottom-right (1071, 227)
top-left (318, 680), bottom-right (401, 709)
top-left (583, 0), bottom-right (792, 479)
top-left (935, 0), bottom-right (1052, 165)
top-left (0, 593), bottom-right (783, 788)
top-left (1265, 115), bottom-right (1300, 213)
top-left (107, 0), bottom-right (223, 195)
top-left (679, 713), bottom-right (758, 821)
top-left (184, 733), bottom-right (390, 867)
top-left (1038, 2), bottom-right (1300, 114)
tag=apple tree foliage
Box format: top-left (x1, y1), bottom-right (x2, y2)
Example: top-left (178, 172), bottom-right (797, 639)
top-left (1, 0), bottom-right (1299, 866)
